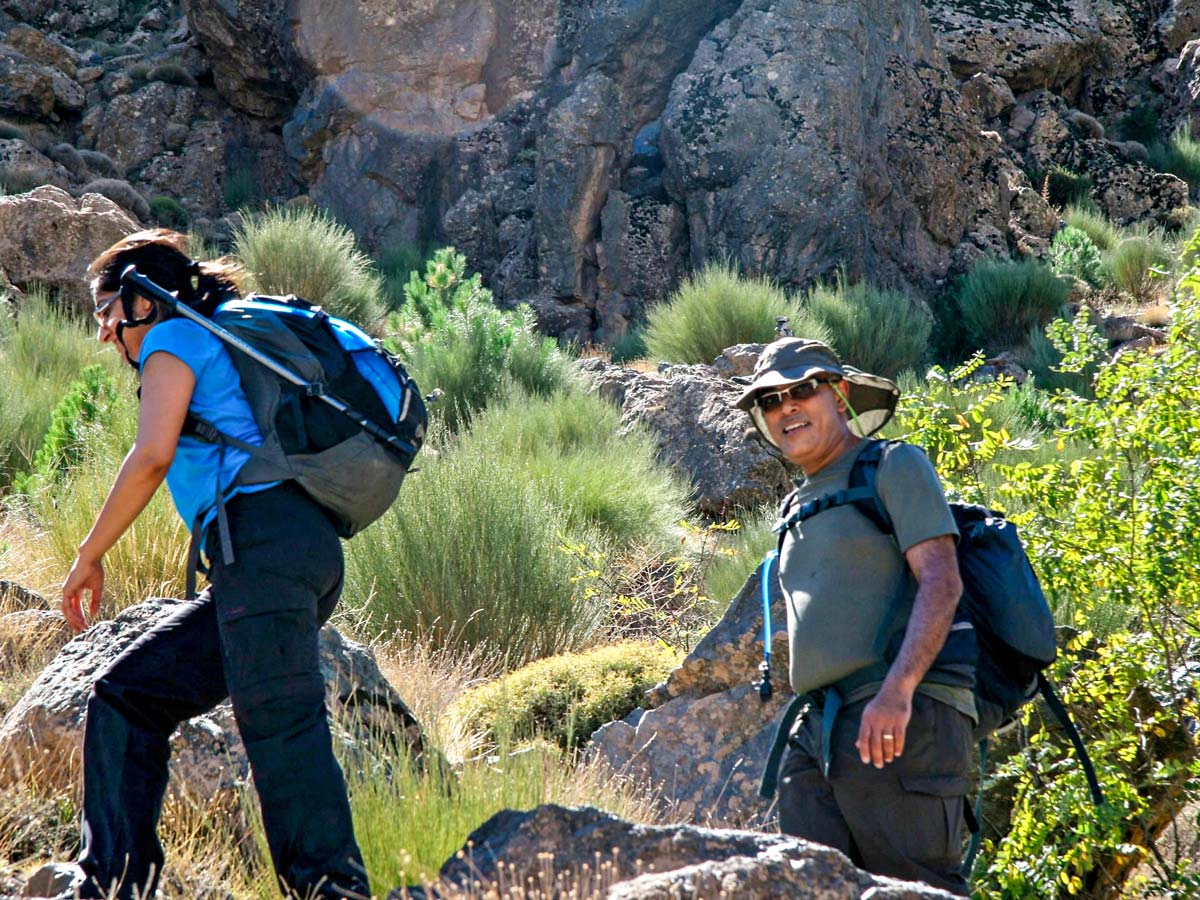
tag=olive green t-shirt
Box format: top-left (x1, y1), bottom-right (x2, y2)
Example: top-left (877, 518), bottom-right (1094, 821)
top-left (780, 440), bottom-right (976, 720)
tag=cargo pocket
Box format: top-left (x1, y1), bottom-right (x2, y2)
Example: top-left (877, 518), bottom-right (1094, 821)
top-left (897, 773), bottom-right (969, 862)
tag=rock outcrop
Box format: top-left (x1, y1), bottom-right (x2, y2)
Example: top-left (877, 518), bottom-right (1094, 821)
top-left (590, 567), bottom-right (790, 825)
top-left (0, 185), bottom-right (137, 310)
top-left (574, 357), bottom-right (793, 516)
top-left (0, 598), bottom-right (430, 803)
top-left (392, 805), bottom-right (960, 900)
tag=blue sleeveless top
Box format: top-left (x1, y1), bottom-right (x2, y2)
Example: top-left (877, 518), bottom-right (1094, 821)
top-left (138, 318), bottom-right (278, 532)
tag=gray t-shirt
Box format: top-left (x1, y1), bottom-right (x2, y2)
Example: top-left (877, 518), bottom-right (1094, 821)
top-left (781, 440), bottom-right (970, 714)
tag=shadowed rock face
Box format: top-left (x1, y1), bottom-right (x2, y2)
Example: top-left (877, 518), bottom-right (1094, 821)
top-left (389, 804), bottom-right (962, 900)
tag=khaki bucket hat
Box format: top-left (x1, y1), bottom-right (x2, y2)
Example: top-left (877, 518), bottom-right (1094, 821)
top-left (734, 338), bottom-right (900, 445)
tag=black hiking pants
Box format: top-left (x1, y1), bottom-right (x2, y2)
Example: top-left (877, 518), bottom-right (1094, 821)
top-left (77, 483), bottom-right (369, 900)
top-left (777, 692), bottom-right (972, 896)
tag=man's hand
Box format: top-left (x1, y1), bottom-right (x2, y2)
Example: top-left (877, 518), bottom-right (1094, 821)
top-left (63, 553), bottom-right (104, 633)
top-left (856, 683), bottom-right (912, 767)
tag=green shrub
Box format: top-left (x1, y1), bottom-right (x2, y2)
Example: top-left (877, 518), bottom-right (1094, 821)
top-left (610, 325), bottom-right (647, 364)
top-left (1103, 229), bottom-right (1173, 301)
top-left (145, 64), bottom-right (197, 88)
top-left (343, 431), bottom-right (601, 663)
top-left (955, 257), bottom-right (1071, 350)
top-left (1041, 166), bottom-right (1093, 208)
top-left (47, 143), bottom-right (85, 179)
top-left (375, 241), bottom-right (428, 311)
top-left (0, 292), bottom-right (112, 489)
top-left (701, 508), bottom-right (777, 613)
top-left (1048, 225), bottom-right (1103, 286)
top-left (223, 165), bottom-right (260, 211)
top-left (392, 248), bottom-right (569, 432)
top-left (1018, 315), bottom-right (1098, 398)
top-left (13, 365), bottom-right (118, 493)
top-left (233, 205), bottom-right (386, 328)
top-left (78, 149), bottom-right (120, 179)
top-left (127, 62), bottom-right (152, 83)
top-left (801, 272), bottom-right (932, 378)
top-left (1063, 202), bottom-right (1120, 252)
top-left (80, 178), bottom-right (150, 221)
top-left (1146, 123), bottom-right (1200, 194)
top-left (149, 196), bottom-right (189, 229)
top-left (455, 641), bottom-right (679, 751)
top-left (1115, 105), bottom-right (1159, 144)
top-left (464, 387), bottom-right (690, 554)
top-left (0, 166), bottom-right (44, 195)
top-left (643, 262), bottom-right (829, 364)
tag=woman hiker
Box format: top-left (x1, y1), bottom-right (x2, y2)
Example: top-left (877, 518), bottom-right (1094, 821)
top-left (52, 229), bottom-right (370, 900)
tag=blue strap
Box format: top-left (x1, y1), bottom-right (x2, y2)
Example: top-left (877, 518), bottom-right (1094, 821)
top-left (821, 687), bottom-right (843, 778)
top-left (755, 551), bottom-right (778, 701)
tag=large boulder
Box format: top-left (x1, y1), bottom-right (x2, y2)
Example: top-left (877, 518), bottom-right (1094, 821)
top-left (1158, 1), bottom-right (1200, 54)
top-left (0, 185), bottom-right (137, 311)
top-left (1164, 39), bottom-right (1200, 138)
top-left (574, 358), bottom-right (793, 516)
top-left (0, 46), bottom-right (85, 118)
top-left (925, 0), bottom-right (1136, 100)
top-left (658, 0), bottom-right (1056, 296)
top-left (0, 598), bottom-right (430, 804)
top-left (590, 567), bottom-right (792, 825)
top-left (392, 805), bottom-right (960, 900)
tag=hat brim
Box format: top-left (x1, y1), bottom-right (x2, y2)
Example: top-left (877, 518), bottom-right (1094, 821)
top-left (742, 366), bottom-right (900, 448)
top-left (733, 364), bottom-right (841, 411)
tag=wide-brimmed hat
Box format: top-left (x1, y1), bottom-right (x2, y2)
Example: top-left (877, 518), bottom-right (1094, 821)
top-left (734, 338), bottom-right (899, 444)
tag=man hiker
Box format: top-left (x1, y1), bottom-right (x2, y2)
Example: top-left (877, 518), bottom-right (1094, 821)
top-left (737, 338), bottom-right (976, 896)
top-left (50, 230), bottom-right (371, 900)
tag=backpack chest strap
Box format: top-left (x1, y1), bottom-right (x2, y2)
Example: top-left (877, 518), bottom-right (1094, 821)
top-left (772, 485), bottom-right (883, 536)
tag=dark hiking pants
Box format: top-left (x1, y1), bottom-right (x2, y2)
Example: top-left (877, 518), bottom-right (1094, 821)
top-left (777, 692), bottom-right (973, 896)
top-left (78, 483), bottom-right (369, 900)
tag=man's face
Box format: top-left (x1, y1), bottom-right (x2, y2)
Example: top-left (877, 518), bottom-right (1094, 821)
top-left (759, 378), bottom-right (854, 470)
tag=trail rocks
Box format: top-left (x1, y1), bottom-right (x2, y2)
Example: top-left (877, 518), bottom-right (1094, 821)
top-left (0, 186), bottom-right (137, 311)
top-left (392, 805), bottom-right (960, 900)
top-left (0, 598), bottom-right (430, 803)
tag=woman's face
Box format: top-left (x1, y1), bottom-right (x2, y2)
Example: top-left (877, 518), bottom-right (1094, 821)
top-left (94, 289), bottom-right (154, 366)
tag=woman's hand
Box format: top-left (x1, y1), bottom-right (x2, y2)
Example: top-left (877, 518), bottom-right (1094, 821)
top-left (63, 552), bottom-right (104, 632)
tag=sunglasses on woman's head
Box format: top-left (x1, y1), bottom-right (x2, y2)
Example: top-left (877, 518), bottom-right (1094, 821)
top-left (754, 377), bottom-right (838, 412)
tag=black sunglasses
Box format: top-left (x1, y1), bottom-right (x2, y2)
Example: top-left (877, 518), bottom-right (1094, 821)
top-left (754, 377), bottom-right (839, 412)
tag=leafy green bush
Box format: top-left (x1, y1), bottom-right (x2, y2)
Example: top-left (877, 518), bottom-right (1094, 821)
top-left (149, 196), bottom-right (189, 229)
top-left (801, 272), bottom-right (932, 377)
top-left (1018, 314), bottom-right (1099, 398)
top-left (643, 262), bottom-right (829, 364)
top-left (1103, 229), bottom-right (1173, 301)
top-left (1063, 202), bottom-right (1120, 252)
top-left (1048, 225), bottom-right (1103, 286)
top-left (701, 508), bottom-right (776, 611)
top-left (0, 292), bottom-right (113, 490)
top-left (464, 387), bottom-right (690, 554)
top-left (1146, 123), bottom-right (1200, 194)
top-left (343, 430), bottom-right (601, 663)
top-left (455, 641), bottom-right (679, 750)
top-left (13, 365), bottom-right (118, 493)
top-left (955, 257), bottom-right (1070, 350)
top-left (391, 249), bottom-right (569, 432)
top-left (1041, 165), bottom-right (1093, 208)
top-left (233, 205), bottom-right (386, 328)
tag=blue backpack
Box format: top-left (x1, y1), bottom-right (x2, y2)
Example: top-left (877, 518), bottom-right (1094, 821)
top-left (120, 268), bottom-right (427, 597)
top-left (756, 440), bottom-right (1103, 868)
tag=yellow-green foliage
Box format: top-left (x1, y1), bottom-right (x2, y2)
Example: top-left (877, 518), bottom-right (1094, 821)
top-left (456, 641), bottom-right (680, 751)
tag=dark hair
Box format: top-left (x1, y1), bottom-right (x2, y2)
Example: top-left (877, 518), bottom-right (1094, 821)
top-left (87, 228), bottom-right (245, 318)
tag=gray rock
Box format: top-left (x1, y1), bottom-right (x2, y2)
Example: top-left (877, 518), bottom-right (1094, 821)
top-left (1164, 39), bottom-right (1200, 138)
top-left (960, 73), bottom-right (1016, 121)
top-left (1158, 1), bottom-right (1200, 54)
top-left (571, 357), bottom-right (640, 408)
top-left (0, 46), bottom-right (84, 118)
top-left (0, 598), bottom-right (431, 806)
top-left (0, 140), bottom-right (69, 192)
top-left (1, 0), bottom-right (122, 38)
top-left (0, 185), bottom-right (137, 313)
top-left (659, 0), bottom-right (1053, 297)
top-left (389, 805), bottom-right (960, 900)
top-left (712, 343), bottom-right (767, 379)
top-left (4, 25), bottom-right (79, 79)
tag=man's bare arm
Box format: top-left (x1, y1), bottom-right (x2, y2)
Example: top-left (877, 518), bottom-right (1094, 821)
top-left (855, 534), bottom-right (962, 767)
